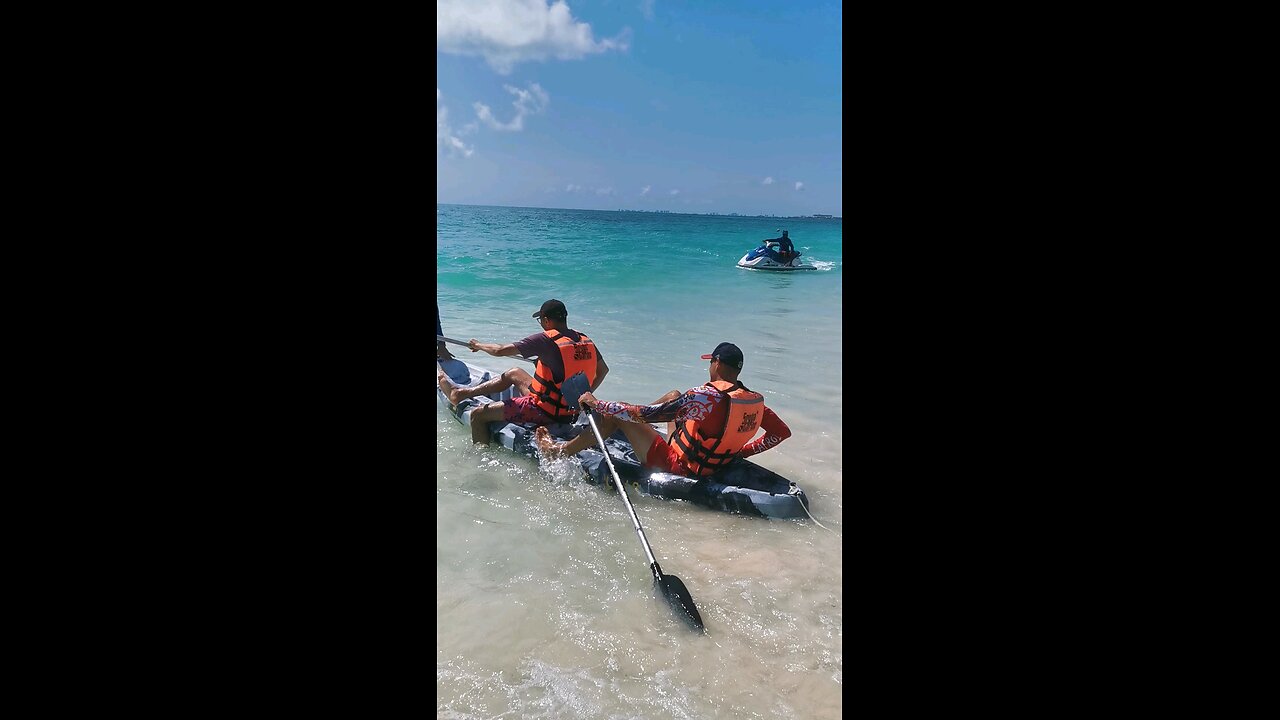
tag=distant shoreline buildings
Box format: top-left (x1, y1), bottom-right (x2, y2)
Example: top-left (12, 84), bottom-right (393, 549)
top-left (613, 209), bottom-right (841, 219)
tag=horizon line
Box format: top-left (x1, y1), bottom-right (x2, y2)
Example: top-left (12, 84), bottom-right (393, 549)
top-left (436, 202), bottom-right (841, 219)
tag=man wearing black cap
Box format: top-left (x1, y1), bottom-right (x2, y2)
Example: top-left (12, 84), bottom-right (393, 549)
top-left (437, 298), bottom-right (609, 445)
top-left (535, 341), bottom-right (791, 477)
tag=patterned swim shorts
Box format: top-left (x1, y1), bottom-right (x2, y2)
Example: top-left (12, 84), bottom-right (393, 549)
top-left (502, 394), bottom-right (558, 425)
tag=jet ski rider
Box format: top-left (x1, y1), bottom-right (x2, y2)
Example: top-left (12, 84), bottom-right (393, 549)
top-left (763, 229), bottom-right (796, 261)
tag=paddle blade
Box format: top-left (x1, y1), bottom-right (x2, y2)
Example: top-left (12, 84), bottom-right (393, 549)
top-left (559, 372), bottom-right (591, 412)
top-left (658, 574), bottom-right (705, 632)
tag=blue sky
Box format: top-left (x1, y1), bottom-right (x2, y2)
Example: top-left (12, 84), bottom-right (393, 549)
top-left (437, 0), bottom-right (842, 216)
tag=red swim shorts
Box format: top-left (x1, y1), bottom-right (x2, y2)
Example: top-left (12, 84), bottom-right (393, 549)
top-left (502, 394), bottom-right (558, 425)
top-left (642, 435), bottom-right (692, 475)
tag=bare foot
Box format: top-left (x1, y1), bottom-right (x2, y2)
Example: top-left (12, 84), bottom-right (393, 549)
top-left (534, 426), bottom-right (565, 459)
top-left (437, 371), bottom-right (462, 406)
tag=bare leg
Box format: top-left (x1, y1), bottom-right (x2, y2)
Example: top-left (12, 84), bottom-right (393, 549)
top-left (536, 414), bottom-right (664, 463)
top-left (537, 414), bottom-right (620, 457)
top-left (652, 390), bottom-right (681, 404)
top-left (438, 367), bottom-right (534, 406)
top-left (607, 422), bottom-right (663, 466)
top-left (649, 390), bottom-right (680, 437)
top-left (536, 390), bottom-right (680, 458)
top-left (466, 402), bottom-right (506, 445)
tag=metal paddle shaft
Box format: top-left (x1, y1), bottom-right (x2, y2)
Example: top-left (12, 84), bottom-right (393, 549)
top-left (436, 335), bottom-right (536, 365)
top-left (583, 408), bottom-right (705, 632)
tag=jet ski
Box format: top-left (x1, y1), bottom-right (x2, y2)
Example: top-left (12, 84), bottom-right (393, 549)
top-left (736, 240), bottom-right (817, 271)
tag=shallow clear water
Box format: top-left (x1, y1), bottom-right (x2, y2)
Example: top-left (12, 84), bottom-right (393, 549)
top-left (437, 204), bottom-right (843, 718)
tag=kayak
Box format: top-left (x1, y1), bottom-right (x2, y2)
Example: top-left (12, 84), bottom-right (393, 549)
top-left (437, 357), bottom-right (812, 519)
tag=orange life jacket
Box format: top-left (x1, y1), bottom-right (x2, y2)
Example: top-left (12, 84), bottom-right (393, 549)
top-left (670, 380), bottom-right (764, 477)
top-left (528, 329), bottom-right (598, 420)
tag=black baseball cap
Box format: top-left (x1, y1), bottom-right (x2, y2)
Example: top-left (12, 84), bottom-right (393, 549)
top-left (700, 342), bottom-right (744, 369)
top-left (533, 299), bottom-right (568, 320)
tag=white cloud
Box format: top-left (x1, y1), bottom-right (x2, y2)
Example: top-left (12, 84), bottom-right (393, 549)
top-left (639, 0), bottom-right (655, 21)
top-left (795, 181), bottom-right (804, 191)
top-left (596, 187), bottom-right (614, 195)
top-left (762, 176), bottom-right (774, 185)
top-left (566, 183), bottom-right (582, 192)
top-left (475, 82), bottom-right (550, 132)
top-left (437, 0), bottom-right (630, 75)
top-left (640, 185), bottom-right (651, 196)
top-left (437, 89), bottom-right (475, 158)
top-left (669, 189), bottom-right (679, 195)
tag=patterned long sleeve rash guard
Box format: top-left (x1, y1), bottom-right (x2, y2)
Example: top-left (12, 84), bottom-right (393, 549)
top-left (590, 385), bottom-right (791, 457)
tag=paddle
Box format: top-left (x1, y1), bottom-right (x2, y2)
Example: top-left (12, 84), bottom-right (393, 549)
top-left (436, 335), bottom-right (536, 365)
top-left (578, 399), bottom-right (706, 633)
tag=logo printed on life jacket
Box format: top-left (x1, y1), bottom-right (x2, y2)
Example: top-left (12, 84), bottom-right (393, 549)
top-left (573, 345), bottom-right (593, 360)
top-left (737, 412), bottom-right (758, 432)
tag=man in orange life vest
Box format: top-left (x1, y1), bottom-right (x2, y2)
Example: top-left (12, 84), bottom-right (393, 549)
top-left (437, 299), bottom-right (609, 445)
top-left (535, 342), bottom-right (791, 477)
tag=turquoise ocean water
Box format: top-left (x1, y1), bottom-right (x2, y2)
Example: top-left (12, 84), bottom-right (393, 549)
top-left (437, 203), bottom-right (843, 718)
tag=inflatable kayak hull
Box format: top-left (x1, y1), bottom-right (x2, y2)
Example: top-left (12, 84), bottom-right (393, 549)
top-left (437, 358), bottom-right (811, 519)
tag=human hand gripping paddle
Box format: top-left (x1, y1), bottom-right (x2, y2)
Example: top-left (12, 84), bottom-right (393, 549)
top-left (436, 335), bottom-right (537, 365)
top-left (559, 374), bottom-right (705, 633)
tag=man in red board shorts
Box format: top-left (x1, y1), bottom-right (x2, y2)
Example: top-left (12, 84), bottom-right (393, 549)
top-left (535, 342), bottom-right (791, 477)
top-left (438, 299), bottom-right (610, 445)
